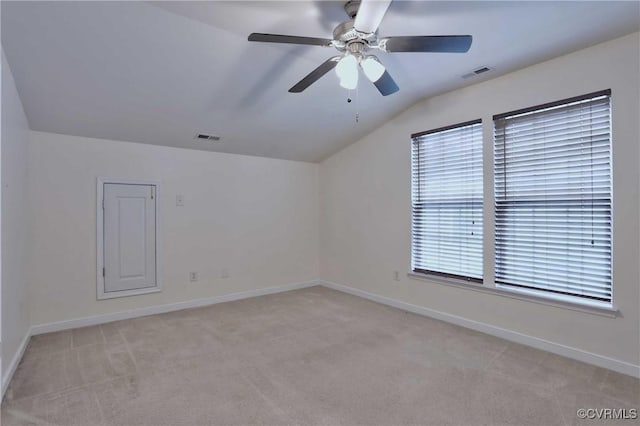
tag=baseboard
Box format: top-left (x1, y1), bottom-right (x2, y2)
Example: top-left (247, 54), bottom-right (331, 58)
top-left (31, 280), bottom-right (319, 335)
top-left (319, 280), bottom-right (640, 379)
top-left (2, 328), bottom-right (32, 399)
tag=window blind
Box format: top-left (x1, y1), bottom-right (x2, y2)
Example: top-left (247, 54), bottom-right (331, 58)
top-left (493, 90), bottom-right (612, 303)
top-left (411, 120), bottom-right (483, 282)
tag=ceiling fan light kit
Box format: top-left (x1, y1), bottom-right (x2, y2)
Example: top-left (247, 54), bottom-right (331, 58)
top-left (335, 53), bottom-right (385, 91)
top-left (248, 0), bottom-right (472, 96)
top-left (361, 56), bottom-right (386, 82)
top-left (336, 54), bottom-right (359, 89)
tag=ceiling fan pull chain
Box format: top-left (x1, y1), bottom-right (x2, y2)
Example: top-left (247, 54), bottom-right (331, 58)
top-left (355, 86), bottom-right (360, 123)
top-left (346, 88), bottom-right (359, 123)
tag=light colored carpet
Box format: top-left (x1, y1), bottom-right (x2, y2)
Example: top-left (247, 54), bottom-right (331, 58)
top-left (1, 286), bottom-right (638, 425)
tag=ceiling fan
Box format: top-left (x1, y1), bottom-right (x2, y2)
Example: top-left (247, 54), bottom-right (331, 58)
top-left (247, 0), bottom-right (472, 96)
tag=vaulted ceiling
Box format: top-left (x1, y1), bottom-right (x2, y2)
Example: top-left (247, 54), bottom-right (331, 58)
top-left (2, 1), bottom-right (638, 162)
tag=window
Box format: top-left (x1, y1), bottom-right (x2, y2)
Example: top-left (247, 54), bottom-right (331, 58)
top-left (411, 120), bottom-right (483, 282)
top-left (493, 90), bottom-right (612, 304)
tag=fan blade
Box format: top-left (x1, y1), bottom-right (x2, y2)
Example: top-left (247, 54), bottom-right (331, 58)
top-left (248, 33), bottom-right (332, 47)
top-left (381, 35), bottom-right (472, 53)
top-left (353, 0), bottom-right (392, 34)
top-left (373, 70), bottom-right (399, 96)
top-left (289, 57), bottom-right (341, 93)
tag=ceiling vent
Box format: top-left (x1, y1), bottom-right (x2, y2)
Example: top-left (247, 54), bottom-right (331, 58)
top-left (194, 133), bottom-right (221, 142)
top-left (462, 66), bottom-right (492, 79)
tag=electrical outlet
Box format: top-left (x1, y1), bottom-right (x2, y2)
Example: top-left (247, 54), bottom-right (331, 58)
top-left (189, 271), bottom-right (198, 282)
top-left (393, 270), bottom-right (400, 281)
top-left (221, 268), bottom-right (229, 279)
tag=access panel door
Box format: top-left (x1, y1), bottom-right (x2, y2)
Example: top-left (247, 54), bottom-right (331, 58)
top-left (103, 183), bottom-right (157, 294)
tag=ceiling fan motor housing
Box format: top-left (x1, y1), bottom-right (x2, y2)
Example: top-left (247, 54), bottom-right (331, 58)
top-left (332, 20), bottom-right (376, 54)
top-left (333, 20), bottom-right (359, 43)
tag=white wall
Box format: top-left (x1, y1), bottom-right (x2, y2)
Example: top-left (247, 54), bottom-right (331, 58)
top-left (1, 51), bottom-right (31, 383)
top-left (320, 33), bottom-right (640, 367)
top-left (28, 132), bottom-right (319, 325)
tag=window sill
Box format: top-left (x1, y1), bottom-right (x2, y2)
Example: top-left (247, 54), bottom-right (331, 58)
top-left (407, 272), bottom-right (619, 318)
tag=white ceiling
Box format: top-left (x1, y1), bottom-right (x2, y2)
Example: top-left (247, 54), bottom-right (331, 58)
top-left (2, 1), bottom-right (638, 162)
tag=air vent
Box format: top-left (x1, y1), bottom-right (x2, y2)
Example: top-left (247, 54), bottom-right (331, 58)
top-left (462, 66), bottom-right (492, 79)
top-left (194, 133), bottom-right (221, 142)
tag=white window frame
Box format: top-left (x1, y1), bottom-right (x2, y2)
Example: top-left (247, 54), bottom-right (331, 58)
top-left (408, 90), bottom-right (618, 317)
top-left (96, 177), bottom-right (163, 300)
top-left (410, 119), bottom-right (484, 283)
top-left (493, 90), bottom-right (613, 307)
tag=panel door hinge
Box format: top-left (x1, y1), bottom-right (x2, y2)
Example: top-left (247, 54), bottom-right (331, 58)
top-left (102, 198), bottom-right (105, 210)
top-left (102, 267), bottom-right (105, 277)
